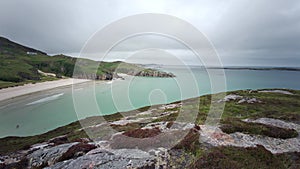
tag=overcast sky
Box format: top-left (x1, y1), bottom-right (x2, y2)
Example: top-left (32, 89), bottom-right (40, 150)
top-left (0, 0), bottom-right (300, 66)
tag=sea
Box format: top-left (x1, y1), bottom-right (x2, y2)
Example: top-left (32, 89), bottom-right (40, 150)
top-left (0, 67), bottom-right (300, 138)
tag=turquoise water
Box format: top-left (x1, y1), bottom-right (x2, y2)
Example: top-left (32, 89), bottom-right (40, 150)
top-left (0, 68), bottom-right (300, 138)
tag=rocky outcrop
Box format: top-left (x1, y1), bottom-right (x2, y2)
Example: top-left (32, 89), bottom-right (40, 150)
top-left (200, 118), bottom-right (300, 154)
top-left (243, 118), bottom-right (300, 132)
top-left (27, 142), bottom-right (79, 168)
top-left (73, 72), bottom-right (117, 80)
top-left (133, 70), bottom-right (175, 78)
top-left (45, 148), bottom-right (156, 169)
top-left (74, 69), bottom-right (174, 81)
top-left (217, 94), bottom-right (262, 104)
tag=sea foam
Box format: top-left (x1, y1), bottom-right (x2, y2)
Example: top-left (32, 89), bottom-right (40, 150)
top-left (26, 93), bottom-right (64, 106)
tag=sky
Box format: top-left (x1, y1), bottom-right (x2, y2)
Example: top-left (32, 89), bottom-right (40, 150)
top-left (0, 0), bottom-right (300, 66)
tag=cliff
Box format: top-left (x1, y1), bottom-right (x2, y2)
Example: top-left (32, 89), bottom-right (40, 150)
top-left (131, 69), bottom-right (175, 78)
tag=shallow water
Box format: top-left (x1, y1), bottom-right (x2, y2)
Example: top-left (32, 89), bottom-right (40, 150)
top-left (0, 68), bottom-right (300, 138)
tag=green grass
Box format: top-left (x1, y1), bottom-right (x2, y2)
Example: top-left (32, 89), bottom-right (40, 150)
top-left (150, 90), bottom-right (300, 139)
top-left (0, 113), bottom-right (123, 155)
top-left (220, 117), bottom-right (298, 139)
top-left (0, 121), bottom-right (84, 155)
top-left (221, 90), bottom-right (300, 122)
top-left (189, 146), bottom-right (291, 169)
top-left (0, 37), bottom-right (169, 86)
top-left (0, 80), bottom-right (20, 89)
top-left (0, 76), bottom-right (60, 89)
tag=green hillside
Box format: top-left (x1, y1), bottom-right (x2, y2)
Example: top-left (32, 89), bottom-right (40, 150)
top-left (0, 37), bottom-right (79, 83)
top-left (0, 37), bottom-right (173, 89)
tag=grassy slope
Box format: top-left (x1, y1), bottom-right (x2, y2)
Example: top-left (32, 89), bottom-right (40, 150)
top-left (0, 37), bottom-right (157, 89)
top-left (0, 89), bottom-right (299, 168)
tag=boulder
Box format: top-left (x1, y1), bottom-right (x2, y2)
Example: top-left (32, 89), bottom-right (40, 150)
top-left (27, 142), bottom-right (79, 168)
top-left (45, 148), bottom-right (155, 169)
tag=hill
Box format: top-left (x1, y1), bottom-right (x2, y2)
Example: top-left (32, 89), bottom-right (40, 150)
top-left (0, 37), bottom-right (174, 89)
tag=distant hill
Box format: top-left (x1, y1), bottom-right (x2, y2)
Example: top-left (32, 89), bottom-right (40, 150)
top-left (0, 37), bottom-right (78, 84)
top-left (0, 37), bottom-right (174, 88)
top-left (0, 37), bottom-right (47, 55)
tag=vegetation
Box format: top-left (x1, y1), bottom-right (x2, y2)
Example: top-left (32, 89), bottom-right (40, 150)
top-left (189, 146), bottom-right (289, 169)
top-left (110, 122), bottom-right (146, 132)
top-left (0, 37), bottom-right (72, 83)
top-left (0, 89), bottom-right (299, 167)
top-left (0, 37), bottom-right (172, 89)
top-left (2, 36), bottom-right (300, 168)
top-left (57, 143), bottom-right (96, 163)
top-left (172, 127), bottom-right (202, 155)
top-left (220, 117), bottom-right (298, 139)
top-left (0, 113), bottom-right (123, 155)
top-left (123, 127), bottom-right (161, 138)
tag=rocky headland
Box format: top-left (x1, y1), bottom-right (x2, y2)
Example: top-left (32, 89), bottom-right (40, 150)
top-left (74, 68), bottom-right (175, 81)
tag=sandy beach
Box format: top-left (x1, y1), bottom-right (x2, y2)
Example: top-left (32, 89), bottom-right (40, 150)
top-left (0, 78), bottom-right (90, 102)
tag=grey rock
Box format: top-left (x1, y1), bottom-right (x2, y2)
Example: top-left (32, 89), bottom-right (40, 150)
top-left (218, 95), bottom-right (262, 104)
top-left (243, 118), bottom-right (300, 132)
top-left (27, 142), bottom-right (79, 168)
top-left (259, 90), bottom-right (294, 95)
top-left (246, 98), bottom-right (262, 104)
top-left (110, 149), bottom-right (151, 159)
top-left (200, 118), bottom-right (300, 154)
top-left (218, 94), bottom-right (242, 103)
top-left (237, 99), bottom-right (246, 104)
top-left (46, 148), bottom-right (155, 169)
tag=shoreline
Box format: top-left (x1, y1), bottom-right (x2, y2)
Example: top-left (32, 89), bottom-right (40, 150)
top-left (1, 89), bottom-right (299, 168)
top-left (0, 73), bottom-right (129, 102)
top-left (0, 78), bottom-right (91, 102)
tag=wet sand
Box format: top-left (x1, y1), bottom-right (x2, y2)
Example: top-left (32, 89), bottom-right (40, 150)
top-left (0, 78), bottom-right (90, 102)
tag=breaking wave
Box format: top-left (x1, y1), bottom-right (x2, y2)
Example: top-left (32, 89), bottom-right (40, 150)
top-left (26, 93), bottom-right (64, 106)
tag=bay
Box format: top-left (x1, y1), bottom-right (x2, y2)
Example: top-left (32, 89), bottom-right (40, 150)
top-left (0, 68), bottom-right (299, 138)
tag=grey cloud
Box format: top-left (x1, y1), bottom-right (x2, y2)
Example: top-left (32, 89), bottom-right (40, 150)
top-left (0, 0), bottom-right (299, 66)
top-left (208, 0), bottom-right (300, 66)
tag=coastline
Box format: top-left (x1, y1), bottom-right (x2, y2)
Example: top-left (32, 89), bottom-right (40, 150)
top-left (1, 89), bottom-right (299, 168)
top-left (0, 78), bottom-right (91, 102)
